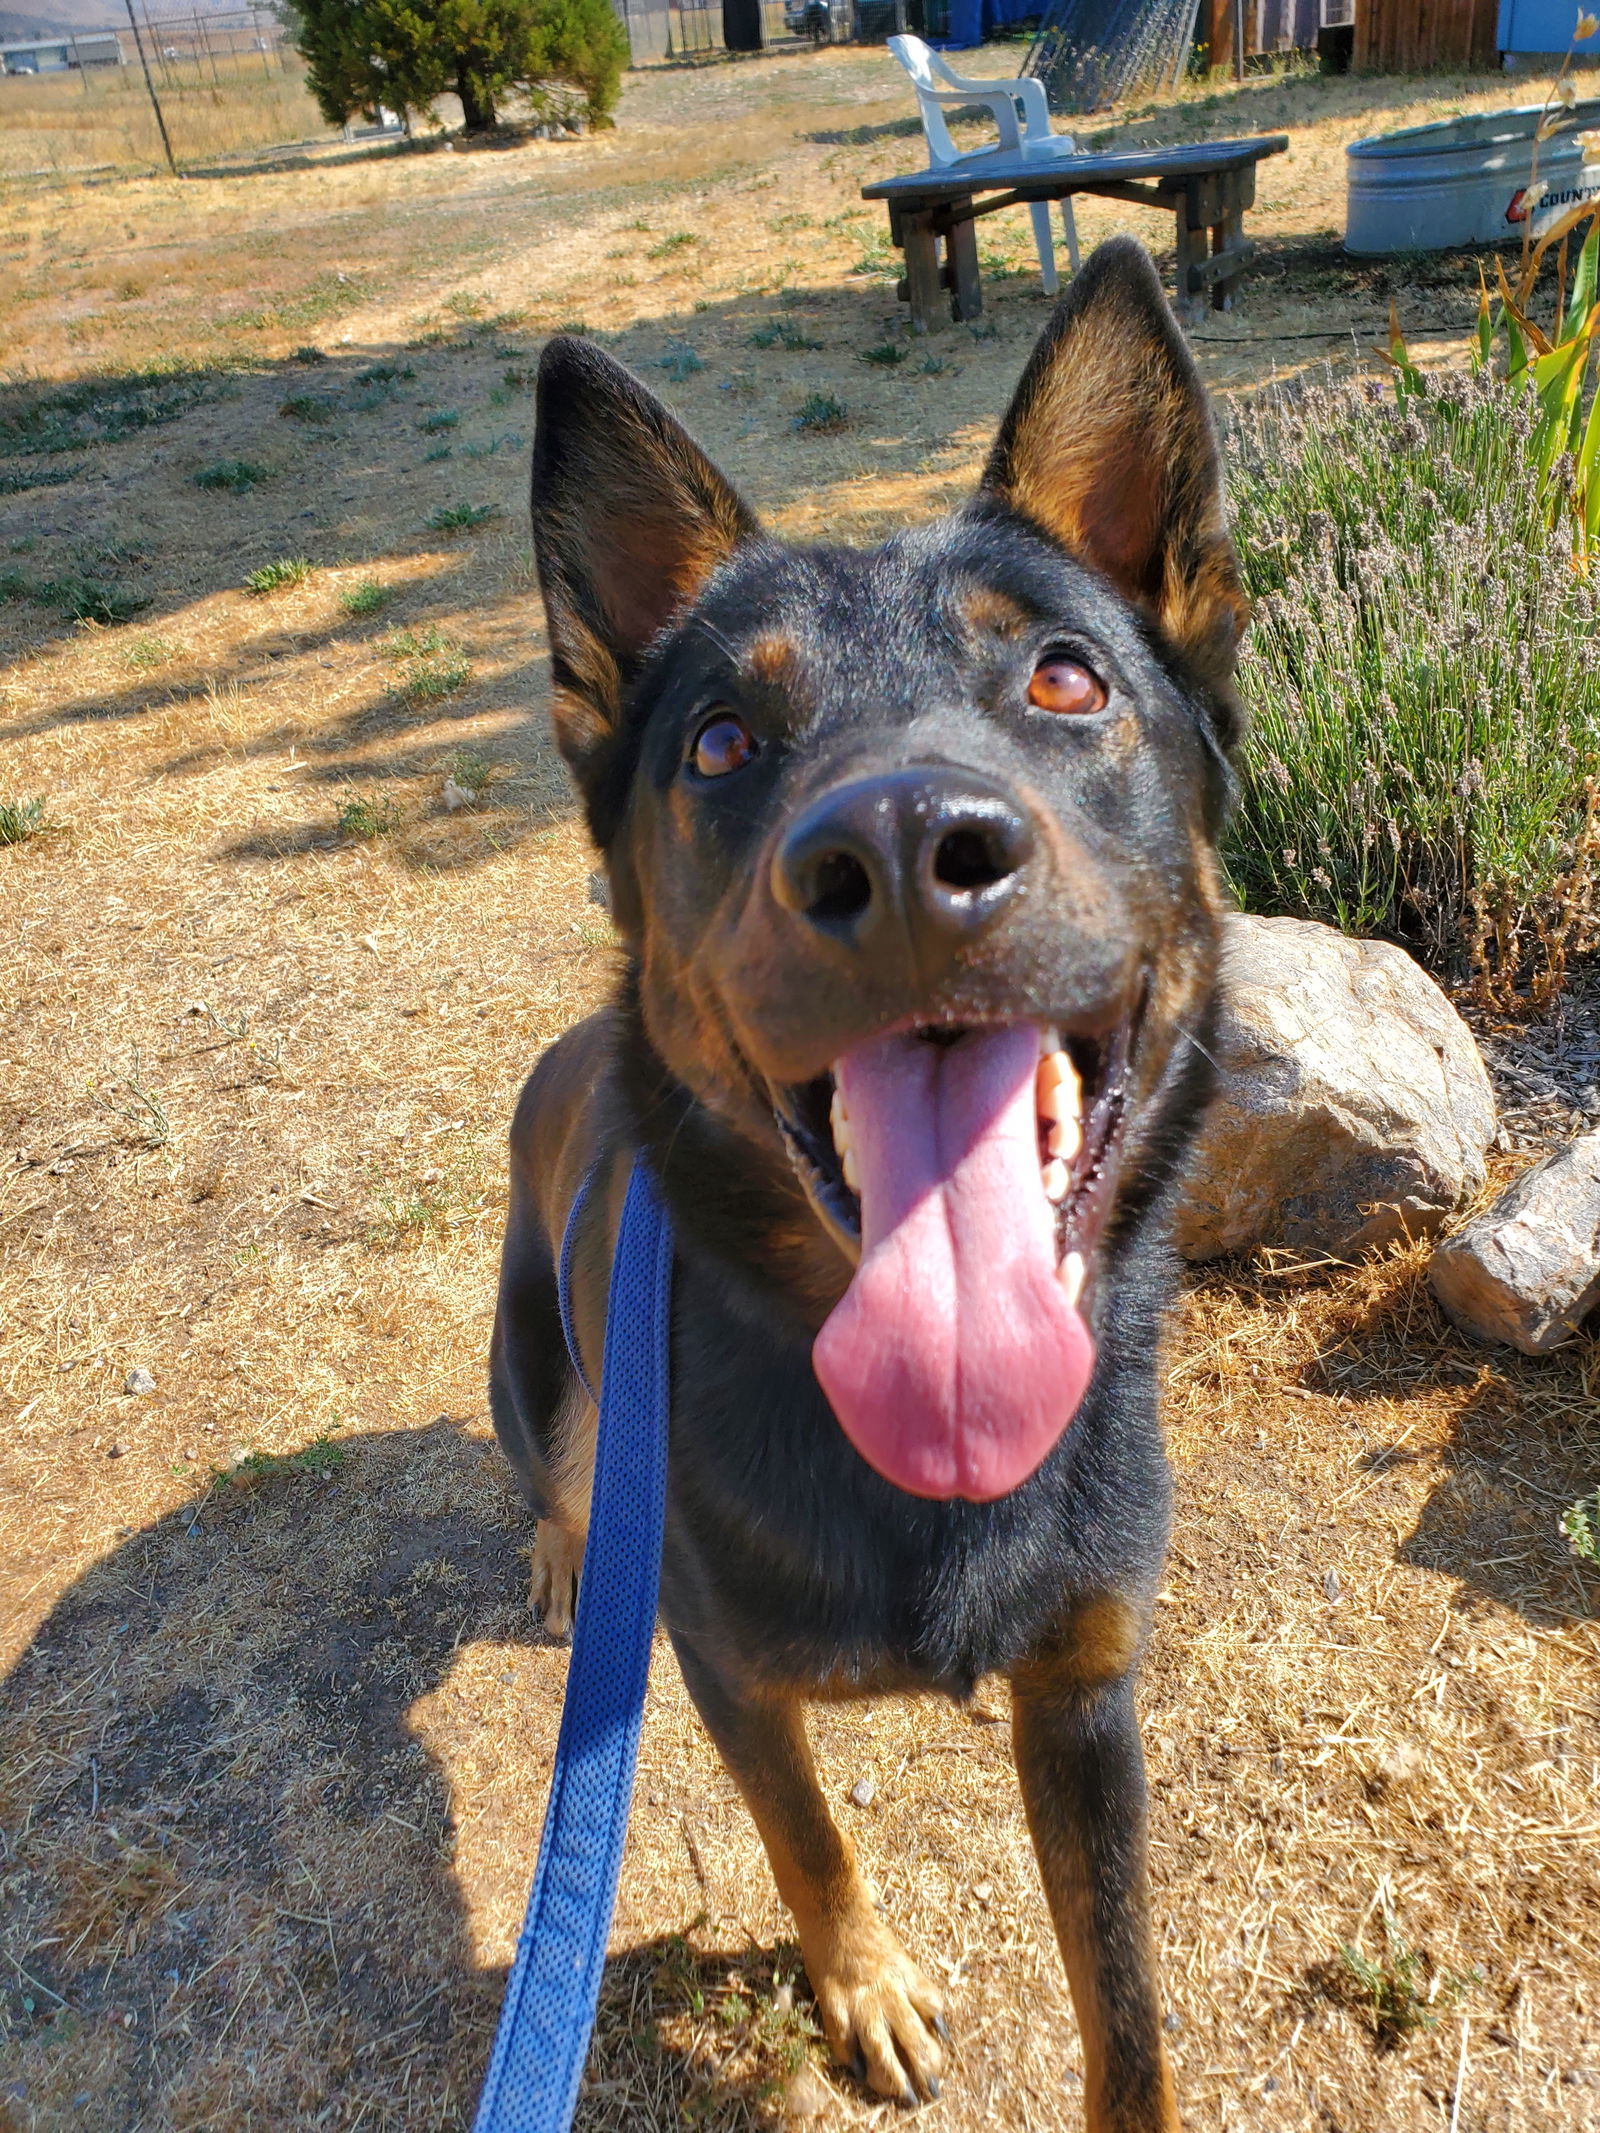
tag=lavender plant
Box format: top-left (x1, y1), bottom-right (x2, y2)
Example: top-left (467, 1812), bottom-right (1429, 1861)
top-left (1226, 368), bottom-right (1600, 1008)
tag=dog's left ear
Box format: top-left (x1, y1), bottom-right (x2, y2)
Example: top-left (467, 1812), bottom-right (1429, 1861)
top-left (977, 237), bottom-right (1247, 738)
top-left (532, 335), bottom-right (761, 800)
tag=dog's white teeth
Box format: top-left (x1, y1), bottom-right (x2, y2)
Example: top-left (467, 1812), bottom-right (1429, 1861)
top-left (1038, 1023), bottom-right (1063, 1058)
top-left (1058, 1251), bottom-right (1086, 1308)
top-left (830, 1088), bottom-right (852, 1155)
top-left (1037, 1046), bottom-right (1082, 1164)
top-left (841, 1144), bottom-right (860, 1194)
top-left (1042, 1157), bottom-right (1069, 1203)
top-left (1047, 1116), bottom-right (1081, 1161)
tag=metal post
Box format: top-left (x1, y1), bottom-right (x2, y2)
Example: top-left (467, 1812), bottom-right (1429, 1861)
top-left (1232, 0), bottom-right (1244, 77)
top-left (123, 0), bottom-right (178, 172)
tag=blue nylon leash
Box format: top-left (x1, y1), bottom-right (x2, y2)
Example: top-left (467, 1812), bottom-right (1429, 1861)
top-left (473, 1154), bottom-right (672, 2133)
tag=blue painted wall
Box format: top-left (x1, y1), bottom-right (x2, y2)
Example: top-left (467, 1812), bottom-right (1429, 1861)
top-left (1497, 0), bottom-right (1600, 52)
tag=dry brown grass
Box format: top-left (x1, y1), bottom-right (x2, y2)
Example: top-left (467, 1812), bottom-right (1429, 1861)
top-left (2, 43), bottom-right (1598, 2133)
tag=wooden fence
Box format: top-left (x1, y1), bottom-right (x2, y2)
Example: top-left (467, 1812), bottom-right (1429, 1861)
top-left (1354, 0), bottom-right (1499, 68)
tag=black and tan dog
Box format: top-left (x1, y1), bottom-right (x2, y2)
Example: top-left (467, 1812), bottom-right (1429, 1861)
top-left (489, 238), bottom-right (1247, 2130)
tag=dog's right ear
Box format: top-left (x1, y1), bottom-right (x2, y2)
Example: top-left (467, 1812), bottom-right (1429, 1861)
top-left (532, 336), bottom-right (761, 797)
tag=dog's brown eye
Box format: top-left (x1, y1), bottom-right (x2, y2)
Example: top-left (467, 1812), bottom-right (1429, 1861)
top-left (692, 712), bottom-right (758, 778)
top-left (1027, 656), bottom-right (1106, 717)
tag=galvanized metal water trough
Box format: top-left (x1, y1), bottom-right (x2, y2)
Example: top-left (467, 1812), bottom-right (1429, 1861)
top-left (1346, 101), bottom-right (1600, 254)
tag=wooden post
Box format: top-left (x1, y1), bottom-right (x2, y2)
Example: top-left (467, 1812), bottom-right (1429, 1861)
top-left (901, 212), bottom-right (943, 333)
top-left (945, 205), bottom-right (982, 322)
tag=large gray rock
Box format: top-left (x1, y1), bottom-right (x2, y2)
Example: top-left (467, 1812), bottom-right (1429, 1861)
top-left (1429, 1132), bottom-right (1600, 1354)
top-left (1176, 913), bottom-right (1496, 1261)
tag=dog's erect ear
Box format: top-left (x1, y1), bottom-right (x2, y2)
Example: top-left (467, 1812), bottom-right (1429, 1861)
top-left (532, 335), bottom-right (760, 787)
top-left (977, 238), bottom-right (1247, 727)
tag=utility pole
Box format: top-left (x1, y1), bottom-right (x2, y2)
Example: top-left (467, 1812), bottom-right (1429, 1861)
top-left (124, 0), bottom-right (178, 173)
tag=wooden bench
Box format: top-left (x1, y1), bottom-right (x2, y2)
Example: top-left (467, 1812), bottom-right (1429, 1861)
top-left (861, 134), bottom-right (1289, 330)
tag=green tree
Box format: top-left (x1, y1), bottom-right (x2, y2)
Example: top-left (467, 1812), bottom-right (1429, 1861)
top-left (280, 0), bottom-right (626, 134)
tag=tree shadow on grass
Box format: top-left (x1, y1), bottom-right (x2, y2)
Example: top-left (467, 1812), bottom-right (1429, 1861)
top-left (0, 1419), bottom-right (832, 2132)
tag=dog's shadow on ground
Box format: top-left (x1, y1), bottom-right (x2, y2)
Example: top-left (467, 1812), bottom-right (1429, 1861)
top-left (0, 1421), bottom-right (802, 2131)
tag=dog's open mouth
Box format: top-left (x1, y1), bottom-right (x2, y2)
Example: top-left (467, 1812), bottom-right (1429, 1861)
top-left (772, 1016), bottom-right (1136, 1504)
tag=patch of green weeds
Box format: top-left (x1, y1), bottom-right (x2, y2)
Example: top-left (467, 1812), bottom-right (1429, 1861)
top-left (917, 353), bottom-right (957, 376)
top-left (279, 393), bottom-right (335, 425)
top-left (659, 344), bottom-right (704, 383)
top-left (793, 393), bottom-right (847, 434)
top-left (0, 464), bottom-right (82, 495)
top-left (243, 557), bottom-right (312, 595)
top-left (747, 319), bottom-right (823, 351)
top-left (339, 578), bottom-right (389, 617)
top-left (219, 1431), bottom-right (345, 1486)
top-left (122, 634), bottom-right (177, 670)
top-left (420, 408), bottom-right (460, 433)
top-left (860, 341), bottom-right (908, 367)
top-left (554, 318), bottom-right (591, 337)
top-left (0, 569), bottom-right (146, 625)
top-left (502, 367), bottom-right (535, 391)
top-left (387, 625), bottom-right (472, 701)
top-left (425, 502), bottom-right (496, 532)
top-left (194, 458), bottom-right (268, 493)
top-left (357, 362), bottom-right (413, 386)
top-left (424, 444), bottom-right (452, 463)
top-left (441, 744), bottom-right (494, 794)
top-left (967, 317), bottom-right (1000, 341)
top-left (290, 344), bottom-right (327, 364)
top-left (0, 362), bottom-right (235, 458)
top-left (1336, 1910), bottom-right (1478, 2051)
top-left (1562, 1487), bottom-right (1600, 1564)
top-left (337, 793), bottom-right (404, 840)
top-left (647, 230), bottom-right (698, 259)
top-left (0, 797), bottom-right (49, 846)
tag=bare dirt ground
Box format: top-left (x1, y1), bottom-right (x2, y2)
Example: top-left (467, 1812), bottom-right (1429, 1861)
top-left (1, 45), bottom-right (1598, 2133)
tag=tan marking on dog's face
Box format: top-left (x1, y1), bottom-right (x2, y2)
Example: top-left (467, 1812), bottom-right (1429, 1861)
top-left (958, 586), bottom-right (1032, 640)
top-left (744, 632), bottom-right (801, 688)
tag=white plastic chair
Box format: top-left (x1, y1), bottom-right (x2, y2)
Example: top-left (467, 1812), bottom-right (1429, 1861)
top-left (887, 32), bottom-right (1081, 294)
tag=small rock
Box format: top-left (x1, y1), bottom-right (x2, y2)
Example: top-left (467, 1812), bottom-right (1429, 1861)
top-left (183, 1447), bottom-right (198, 1462)
top-left (124, 1366), bottom-right (156, 1397)
top-left (1176, 914), bottom-right (1495, 1259)
top-left (848, 1776), bottom-right (876, 1809)
top-left (1429, 1130), bottom-right (1600, 1354)
top-left (442, 777), bottom-right (476, 812)
top-left (107, 1442), bottom-right (127, 1459)
top-left (783, 2065), bottom-right (832, 2119)
top-left (1163, 2010), bottom-right (1183, 2035)
top-left (773, 1981), bottom-right (795, 2016)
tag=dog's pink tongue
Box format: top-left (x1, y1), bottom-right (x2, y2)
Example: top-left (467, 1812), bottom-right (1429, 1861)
top-left (812, 1025), bottom-right (1094, 1501)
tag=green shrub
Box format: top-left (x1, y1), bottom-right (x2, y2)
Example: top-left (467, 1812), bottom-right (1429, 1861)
top-left (339, 578), bottom-right (389, 615)
top-left (424, 502), bottom-right (495, 532)
top-left (0, 797), bottom-right (48, 845)
top-left (279, 394), bottom-right (335, 424)
top-left (1227, 369), bottom-right (1600, 1011)
top-left (859, 341), bottom-right (907, 367)
top-left (794, 393), bottom-right (847, 434)
top-left (338, 794), bottom-right (403, 839)
top-left (194, 458), bottom-right (268, 492)
top-left (243, 557), bottom-right (313, 594)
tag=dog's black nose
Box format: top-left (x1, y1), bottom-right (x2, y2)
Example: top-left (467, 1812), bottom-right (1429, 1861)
top-left (772, 767), bottom-right (1033, 948)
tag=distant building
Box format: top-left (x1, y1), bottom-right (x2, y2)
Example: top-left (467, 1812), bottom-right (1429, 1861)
top-left (0, 29), bottom-right (126, 71)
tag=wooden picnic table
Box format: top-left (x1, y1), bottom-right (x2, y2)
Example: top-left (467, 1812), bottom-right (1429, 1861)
top-left (861, 134), bottom-right (1289, 331)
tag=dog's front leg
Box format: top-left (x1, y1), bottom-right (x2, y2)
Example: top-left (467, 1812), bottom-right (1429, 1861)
top-left (1011, 1601), bottom-right (1179, 2133)
top-left (672, 1636), bottom-right (946, 2104)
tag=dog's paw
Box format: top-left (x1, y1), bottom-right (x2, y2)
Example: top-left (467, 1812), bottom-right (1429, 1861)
top-left (528, 1521), bottom-right (583, 1639)
top-left (805, 1911), bottom-right (946, 2106)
